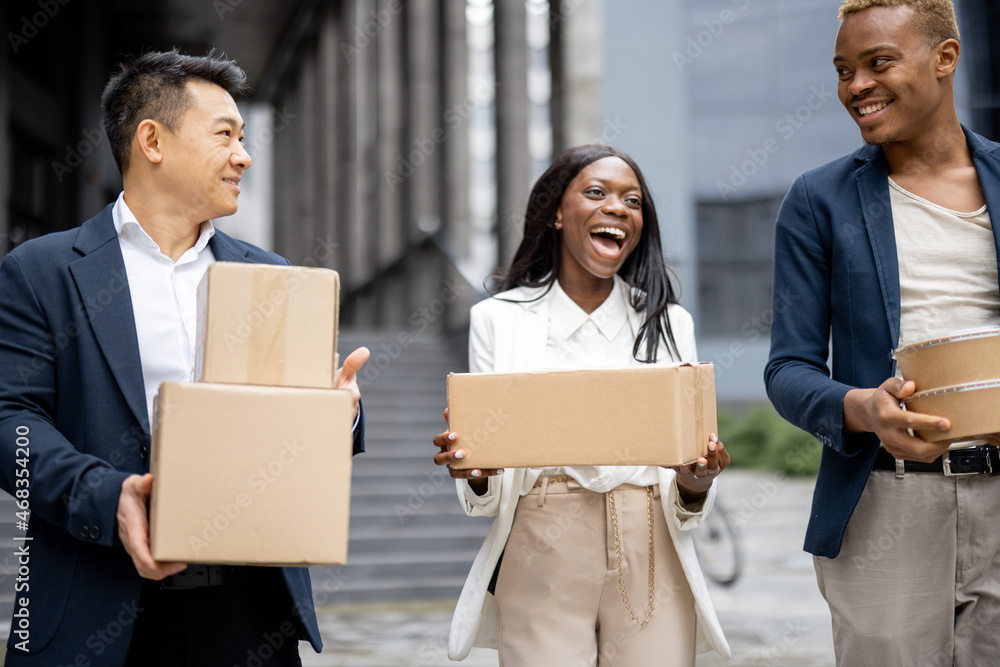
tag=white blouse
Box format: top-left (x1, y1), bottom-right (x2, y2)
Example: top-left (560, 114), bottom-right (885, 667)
top-left (516, 278), bottom-right (662, 494)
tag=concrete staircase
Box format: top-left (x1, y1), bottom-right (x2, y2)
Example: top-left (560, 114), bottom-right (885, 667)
top-left (312, 330), bottom-right (493, 604)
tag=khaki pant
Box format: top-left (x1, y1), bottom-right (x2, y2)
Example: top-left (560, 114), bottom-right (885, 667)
top-left (814, 469), bottom-right (1000, 667)
top-left (494, 479), bottom-right (696, 667)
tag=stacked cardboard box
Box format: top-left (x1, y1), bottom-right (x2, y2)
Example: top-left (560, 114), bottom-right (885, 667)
top-left (150, 262), bottom-right (354, 566)
top-left (447, 362), bottom-right (717, 469)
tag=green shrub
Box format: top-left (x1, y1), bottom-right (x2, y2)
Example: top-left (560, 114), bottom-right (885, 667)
top-left (718, 404), bottom-right (822, 476)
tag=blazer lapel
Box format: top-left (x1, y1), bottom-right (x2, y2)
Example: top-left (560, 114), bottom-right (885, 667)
top-left (966, 128), bottom-right (1000, 271)
top-left (208, 230), bottom-right (253, 263)
top-left (68, 207), bottom-right (149, 432)
top-left (516, 290), bottom-right (549, 373)
top-left (855, 147), bottom-right (901, 350)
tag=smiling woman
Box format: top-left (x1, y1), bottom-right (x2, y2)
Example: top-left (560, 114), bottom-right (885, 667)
top-left (496, 144), bottom-right (681, 363)
top-left (432, 144), bottom-right (732, 666)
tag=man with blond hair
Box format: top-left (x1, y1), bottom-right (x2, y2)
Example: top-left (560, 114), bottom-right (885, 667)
top-left (766, 0), bottom-right (1000, 664)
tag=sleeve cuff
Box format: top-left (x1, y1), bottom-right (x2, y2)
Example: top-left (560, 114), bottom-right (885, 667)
top-left (459, 477), bottom-right (500, 516)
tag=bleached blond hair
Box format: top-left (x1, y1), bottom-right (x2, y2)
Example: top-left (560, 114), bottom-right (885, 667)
top-left (838, 0), bottom-right (959, 44)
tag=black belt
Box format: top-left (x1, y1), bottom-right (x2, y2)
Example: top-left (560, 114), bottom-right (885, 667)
top-left (160, 565), bottom-right (239, 589)
top-left (873, 445), bottom-right (998, 476)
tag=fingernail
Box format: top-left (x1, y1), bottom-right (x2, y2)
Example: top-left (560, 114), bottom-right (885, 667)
top-left (497, 469), bottom-right (505, 474)
top-left (708, 443), bottom-right (716, 452)
top-left (454, 450), bottom-right (465, 459)
top-left (448, 433), bottom-right (457, 441)
top-left (471, 470), bottom-right (482, 478)
top-left (710, 433), bottom-right (718, 444)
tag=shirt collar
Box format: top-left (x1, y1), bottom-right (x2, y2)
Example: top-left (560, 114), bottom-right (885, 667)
top-left (112, 191), bottom-right (216, 261)
top-left (549, 276), bottom-right (629, 342)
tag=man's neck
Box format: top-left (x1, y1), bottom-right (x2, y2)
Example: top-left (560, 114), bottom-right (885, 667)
top-left (882, 119), bottom-right (971, 177)
top-left (122, 190), bottom-right (204, 262)
top-left (882, 119), bottom-right (985, 213)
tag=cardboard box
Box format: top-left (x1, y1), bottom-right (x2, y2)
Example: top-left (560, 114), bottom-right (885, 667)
top-left (904, 381), bottom-right (1000, 443)
top-left (447, 363), bottom-right (716, 469)
top-left (195, 262), bottom-right (340, 388)
top-left (150, 382), bottom-right (354, 565)
top-left (894, 328), bottom-right (1000, 391)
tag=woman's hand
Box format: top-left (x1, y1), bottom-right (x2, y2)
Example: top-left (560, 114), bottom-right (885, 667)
top-left (432, 409), bottom-right (504, 496)
top-left (671, 433), bottom-right (730, 505)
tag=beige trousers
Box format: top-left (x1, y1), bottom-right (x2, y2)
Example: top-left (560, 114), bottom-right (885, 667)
top-left (494, 479), bottom-right (696, 667)
top-left (814, 469), bottom-right (1000, 667)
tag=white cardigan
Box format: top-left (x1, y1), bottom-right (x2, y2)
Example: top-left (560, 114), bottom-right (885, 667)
top-left (447, 279), bottom-right (731, 660)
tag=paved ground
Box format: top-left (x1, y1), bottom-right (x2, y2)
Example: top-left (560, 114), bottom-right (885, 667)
top-left (301, 469), bottom-right (836, 666)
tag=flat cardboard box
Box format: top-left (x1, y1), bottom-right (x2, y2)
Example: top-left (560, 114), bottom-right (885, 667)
top-left (904, 381), bottom-right (1000, 443)
top-left (447, 363), bottom-right (716, 469)
top-left (195, 262), bottom-right (340, 388)
top-left (150, 382), bottom-right (354, 565)
top-left (894, 328), bottom-right (1000, 392)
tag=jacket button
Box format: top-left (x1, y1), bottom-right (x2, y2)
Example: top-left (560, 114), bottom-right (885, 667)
top-left (90, 526), bottom-right (101, 541)
top-left (140, 446), bottom-right (148, 461)
top-left (80, 525), bottom-right (90, 539)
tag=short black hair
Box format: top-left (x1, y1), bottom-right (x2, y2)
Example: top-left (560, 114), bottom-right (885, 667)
top-left (100, 49), bottom-right (249, 174)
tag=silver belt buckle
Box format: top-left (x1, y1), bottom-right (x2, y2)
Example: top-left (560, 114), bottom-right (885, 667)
top-left (943, 448), bottom-right (991, 477)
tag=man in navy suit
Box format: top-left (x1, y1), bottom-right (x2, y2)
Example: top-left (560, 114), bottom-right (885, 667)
top-left (0, 50), bottom-right (368, 665)
top-left (766, 1), bottom-right (1000, 664)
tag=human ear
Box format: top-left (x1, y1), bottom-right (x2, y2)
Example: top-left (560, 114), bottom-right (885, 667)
top-left (935, 39), bottom-right (960, 78)
top-left (134, 119), bottom-right (164, 165)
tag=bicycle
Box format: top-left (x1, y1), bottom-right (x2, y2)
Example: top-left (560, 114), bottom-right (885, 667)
top-left (692, 500), bottom-right (743, 587)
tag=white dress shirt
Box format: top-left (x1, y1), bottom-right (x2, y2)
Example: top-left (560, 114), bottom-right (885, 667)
top-left (112, 192), bottom-right (216, 428)
top-left (517, 278), bottom-right (663, 494)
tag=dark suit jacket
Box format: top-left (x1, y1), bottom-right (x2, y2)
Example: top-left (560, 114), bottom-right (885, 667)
top-left (0, 204), bottom-right (364, 664)
top-left (765, 128), bottom-right (1000, 559)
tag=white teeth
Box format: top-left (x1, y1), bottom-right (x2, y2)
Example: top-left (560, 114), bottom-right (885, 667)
top-left (859, 101), bottom-right (889, 117)
top-left (591, 227), bottom-right (625, 239)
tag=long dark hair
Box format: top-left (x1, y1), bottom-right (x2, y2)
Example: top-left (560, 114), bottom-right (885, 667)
top-left (495, 144), bottom-right (681, 363)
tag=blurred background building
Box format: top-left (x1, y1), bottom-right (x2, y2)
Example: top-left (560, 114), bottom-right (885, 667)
top-left (0, 0), bottom-right (997, 611)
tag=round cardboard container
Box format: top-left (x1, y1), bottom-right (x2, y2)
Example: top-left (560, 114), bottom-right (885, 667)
top-left (893, 328), bottom-right (1000, 391)
top-left (903, 380), bottom-right (1000, 443)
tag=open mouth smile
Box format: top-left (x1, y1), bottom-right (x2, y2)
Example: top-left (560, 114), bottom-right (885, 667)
top-left (589, 226), bottom-right (627, 258)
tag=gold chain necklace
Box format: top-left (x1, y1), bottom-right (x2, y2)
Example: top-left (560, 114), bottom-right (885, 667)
top-left (607, 486), bottom-right (655, 627)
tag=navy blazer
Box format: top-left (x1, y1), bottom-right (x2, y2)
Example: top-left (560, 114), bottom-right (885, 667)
top-left (765, 128), bottom-right (1000, 559)
top-left (0, 204), bottom-right (364, 663)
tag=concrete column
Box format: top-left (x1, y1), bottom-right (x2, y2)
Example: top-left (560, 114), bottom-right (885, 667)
top-left (440, 0), bottom-right (470, 256)
top-left (376, 0), bottom-right (406, 268)
top-left (318, 2), bottom-right (346, 276)
top-left (404, 0), bottom-right (446, 328)
top-left (296, 47), bottom-right (319, 268)
top-left (557, 0), bottom-right (604, 148)
top-left (493, 0), bottom-right (532, 268)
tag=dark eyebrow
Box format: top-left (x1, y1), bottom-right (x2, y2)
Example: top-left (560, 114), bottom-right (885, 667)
top-left (214, 115), bottom-right (246, 132)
